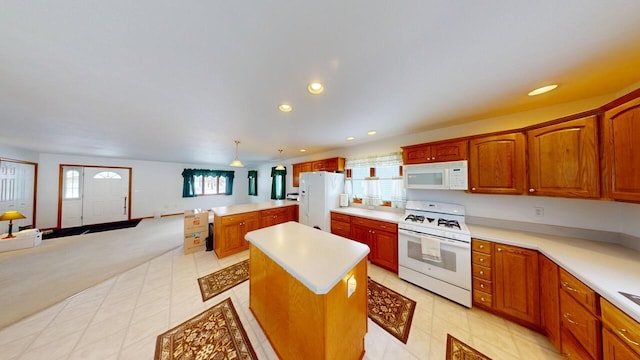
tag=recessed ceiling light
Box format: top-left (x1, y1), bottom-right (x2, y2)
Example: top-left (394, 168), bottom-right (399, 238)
top-left (528, 84), bottom-right (558, 96)
top-left (278, 103), bottom-right (293, 112)
top-left (299, 149), bottom-right (307, 152)
top-left (346, 136), bottom-right (355, 141)
top-left (307, 82), bottom-right (324, 95)
top-left (367, 130), bottom-right (377, 136)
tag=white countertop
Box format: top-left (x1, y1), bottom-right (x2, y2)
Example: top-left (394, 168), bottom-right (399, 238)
top-left (211, 200), bottom-right (298, 217)
top-left (332, 206), bottom-right (640, 323)
top-left (331, 207), bottom-right (405, 223)
top-left (245, 221), bottom-right (370, 295)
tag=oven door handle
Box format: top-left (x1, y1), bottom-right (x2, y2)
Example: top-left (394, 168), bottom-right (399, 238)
top-left (399, 229), bottom-right (470, 249)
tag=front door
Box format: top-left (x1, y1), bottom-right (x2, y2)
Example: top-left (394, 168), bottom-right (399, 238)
top-left (60, 166), bottom-right (131, 228)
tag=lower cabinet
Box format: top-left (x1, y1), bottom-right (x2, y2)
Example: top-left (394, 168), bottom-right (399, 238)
top-left (472, 239), bottom-right (540, 328)
top-left (331, 212), bottom-right (398, 273)
top-left (539, 255), bottom-right (561, 351)
top-left (260, 205), bottom-right (298, 228)
top-left (601, 298), bottom-right (640, 359)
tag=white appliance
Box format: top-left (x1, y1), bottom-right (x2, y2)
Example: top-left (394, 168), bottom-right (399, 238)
top-left (398, 200), bottom-right (472, 307)
top-left (299, 172), bottom-right (345, 232)
top-left (404, 161), bottom-right (468, 190)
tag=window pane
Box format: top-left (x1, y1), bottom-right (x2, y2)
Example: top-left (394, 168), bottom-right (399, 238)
top-left (203, 176), bottom-right (218, 195)
top-left (219, 177), bottom-right (227, 194)
top-left (64, 170), bottom-right (80, 199)
top-left (194, 175), bottom-right (204, 195)
top-left (348, 165), bottom-right (405, 207)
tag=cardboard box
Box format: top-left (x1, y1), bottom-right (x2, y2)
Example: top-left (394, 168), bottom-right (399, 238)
top-left (184, 209), bottom-right (209, 234)
top-left (184, 231), bottom-right (205, 254)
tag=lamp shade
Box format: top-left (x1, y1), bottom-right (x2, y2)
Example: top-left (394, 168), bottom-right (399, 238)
top-left (0, 211), bottom-right (26, 221)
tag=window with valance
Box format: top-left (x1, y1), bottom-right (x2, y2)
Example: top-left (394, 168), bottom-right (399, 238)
top-left (248, 170), bottom-right (258, 196)
top-left (270, 167), bottom-right (286, 200)
top-left (345, 152), bottom-right (405, 207)
top-left (181, 169), bottom-right (235, 197)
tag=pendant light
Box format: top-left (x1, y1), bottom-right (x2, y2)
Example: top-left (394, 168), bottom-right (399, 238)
top-left (229, 140), bottom-right (244, 167)
top-left (275, 149), bottom-right (285, 170)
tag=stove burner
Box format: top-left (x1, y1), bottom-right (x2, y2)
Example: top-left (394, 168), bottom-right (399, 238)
top-left (438, 218), bottom-right (461, 230)
top-left (404, 214), bottom-right (425, 223)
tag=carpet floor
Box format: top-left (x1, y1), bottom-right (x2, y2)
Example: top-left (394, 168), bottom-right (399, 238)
top-left (0, 216), bottom-right (183, 329)
top-left (155, 297), bottom-right (257, 360)
top-left (197, 262), bottom-right (417, 344)
top-left (446, 334), bottom-right (492, 360)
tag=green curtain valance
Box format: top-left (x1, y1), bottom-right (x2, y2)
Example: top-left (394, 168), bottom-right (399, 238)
top-left (181, 168), bottom-right (235, 197)
top-left (248, 170), bottom-right (258, 179)
top-left (270, 168), bottom-right (287, 177)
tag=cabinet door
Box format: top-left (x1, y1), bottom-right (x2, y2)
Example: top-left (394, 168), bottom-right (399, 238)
top-left (429, 140), bottom-right (468, 162)
top-left (351, 224), bottom-right (372, 254)
top-left (221, 219), bottom-right (244, 253)
top-left (527, 116), bottom-right (600, 198)
top-left (402, 144), bottom-right (431, 164)
top-left (371, 230), bottom-right (398, 273)
top-left (603, 327), bottom-right (640, 360)
top-left (292, 163), bottom-right (301, 187)
top-left (539, 255), bottom-right (561, 351)
top-left (469, 133), bottom-right (526, 194)
top-left (603, 97), bottom-right (640, 202)
top-left (494, 244), bottom-right (540, 327)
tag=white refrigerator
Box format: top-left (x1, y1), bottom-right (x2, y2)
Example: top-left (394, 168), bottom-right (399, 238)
top-left (299, 171), bottom-right (345, 232)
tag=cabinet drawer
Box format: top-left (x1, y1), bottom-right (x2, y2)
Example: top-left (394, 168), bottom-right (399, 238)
top-left (561, 328), bottom-right (594, 360)
top-left (350, 216), bottom-right (397, 233)
top-left (331, 220), bottom-right (351, 235)
top-left (472, 251), bottom-right (491, 266)
top-left (473, 289), bottom-right (493, 307)
top-left (261, 207), bottom-right (288, 217)
top-left (473, 277), bottom-right (492, 294)
top-left (601, 298), bottom-right (640, 356)
top-left (331, 212), bottom-right (351, 223)
top-left (560, 268), bottom-right (599, 314)
top-left (560, 290), bottom-right (602, 359)
top-left (472, 264), bottom-right (492, 281)
top-left (603, 327), bottom-right (640, 359)
top-left (472, 239), bottom-right (492, 254)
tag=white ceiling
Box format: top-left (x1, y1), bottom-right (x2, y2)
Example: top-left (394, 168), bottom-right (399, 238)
top-left (2, 1), bottom-right (640, 166)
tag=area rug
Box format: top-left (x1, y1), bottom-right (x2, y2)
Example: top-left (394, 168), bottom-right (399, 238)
top-left (367, 278), bottom-right (416, 344)
top-left (446, 334), bottom-right (492, 360)
top-left (155, 297), bottom-right (258, 360)
top-left (197, 259), bottom-right (249, 301)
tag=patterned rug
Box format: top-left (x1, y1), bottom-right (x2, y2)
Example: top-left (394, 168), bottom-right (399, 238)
top-left (154, 297), bottom-right (257, 360)
top-left (197, 259), bottom-right (249, 301)
top-left (367, 278), bottom-right (416, 344)
top-left (446, 334), bottom-right (492, 360)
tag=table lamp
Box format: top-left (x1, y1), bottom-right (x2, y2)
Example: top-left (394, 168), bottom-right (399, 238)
top-left (1, 211), bottom-right (26, 239)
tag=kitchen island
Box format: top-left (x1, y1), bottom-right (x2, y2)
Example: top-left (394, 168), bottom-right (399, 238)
top-left (211, 200), bottom-right (298, 258)
top-left (246, 221), bottom-right (370, 360)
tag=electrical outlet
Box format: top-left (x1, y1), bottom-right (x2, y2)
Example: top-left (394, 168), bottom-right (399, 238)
top-left (534, 207), bottom-right (544, 217)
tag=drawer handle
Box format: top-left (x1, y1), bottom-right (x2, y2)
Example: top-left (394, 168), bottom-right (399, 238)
top-left (479, 258), bottom-right (485, 262)
top-left (563, 313), bottom-right (580, 326)
top-left (479, 270), bottom-right (484, 275)
top-left (479, 244), bottom-right (485, 249)
top-left (480, 297), bottom-right (487, 302)
top-left (561, 281), bottom-right (579, 293)
top-left (617, 328), bottom-right (640, 346)
top-left (497, 248), bottom-right (503, 252)
top-left (480, 284), bottom-right (485, 288)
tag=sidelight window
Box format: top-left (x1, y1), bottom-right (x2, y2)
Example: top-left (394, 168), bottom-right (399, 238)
top-left (64, 169), bottom-right (81, 199)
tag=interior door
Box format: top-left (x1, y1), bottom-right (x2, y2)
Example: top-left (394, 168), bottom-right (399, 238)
top-left (82, 168), bottom-right (129, 225)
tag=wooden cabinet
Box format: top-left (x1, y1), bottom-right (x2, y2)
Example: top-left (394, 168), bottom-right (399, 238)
top-left (214, 212), bottom-right (260, 258)
top-left (527, 116), bottom-right (600, 198)
top-left (468, 132), bottom-right (526, 195)
top-left (334, 214), bottom-right (398, 273)
top-left (493, 243), bottom-right (540, 327)
top-left (260, 205), bottom-right (298, 228)
top-left (603, 96), bottom-right (640, 202)
top-left (471, 239), bottom-right (493, 308)
top-left (539, 255), bottom-right (561, 351)
top-left (292, 158), bottom-right (343, 187)
top-left (401, 139), bottom-right (468, 165)
top-left (559, 268), bottom-right (601, 359)
top-left (330, 212), bottom-right (351, 239)
top-left (601, 298), bottom-right (640, 359)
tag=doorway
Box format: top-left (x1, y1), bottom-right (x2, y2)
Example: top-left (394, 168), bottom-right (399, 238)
top-left (59, 165), bottom-right (132, 228)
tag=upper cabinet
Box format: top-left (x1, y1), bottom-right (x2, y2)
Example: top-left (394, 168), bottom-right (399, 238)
top-left (468, 132), bottom-right (526, 195)
top-left (527, 116), bottom-right (600, 199)
top-left (402, 139), bottom-right (468, 165)
top-left (292, 157), bottom-right (344, 187)
top-left (603, 97), bottom-right (640, 202)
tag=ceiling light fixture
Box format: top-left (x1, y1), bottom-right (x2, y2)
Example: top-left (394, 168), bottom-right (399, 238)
top-left (307, 82), bottom-right (324, 95)
top-left (278, 103), bottom-right (293, 112)
top-left (346, 136), bottom-right (355, 141)
top-left (528, 84), bottom-right (558, 96)
top-left (275, 149), bottom-right (285, 170)
top-left (229, 140), bottom-right (244, 167)
top-left (299, 149), bottom-right (307, 152)
top-left (367, 130), bottom-right (377, 136)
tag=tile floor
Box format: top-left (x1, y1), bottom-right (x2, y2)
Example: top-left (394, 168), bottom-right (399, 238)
top-left (0, 244), bottom-right (562, 360)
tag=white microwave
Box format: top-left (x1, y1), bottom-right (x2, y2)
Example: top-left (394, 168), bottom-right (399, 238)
top-left (404, 161), bottom-right (468, 190)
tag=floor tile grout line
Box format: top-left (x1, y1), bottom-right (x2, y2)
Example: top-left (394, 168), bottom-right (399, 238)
top-left (115, 260), bottom-right (151, 360)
